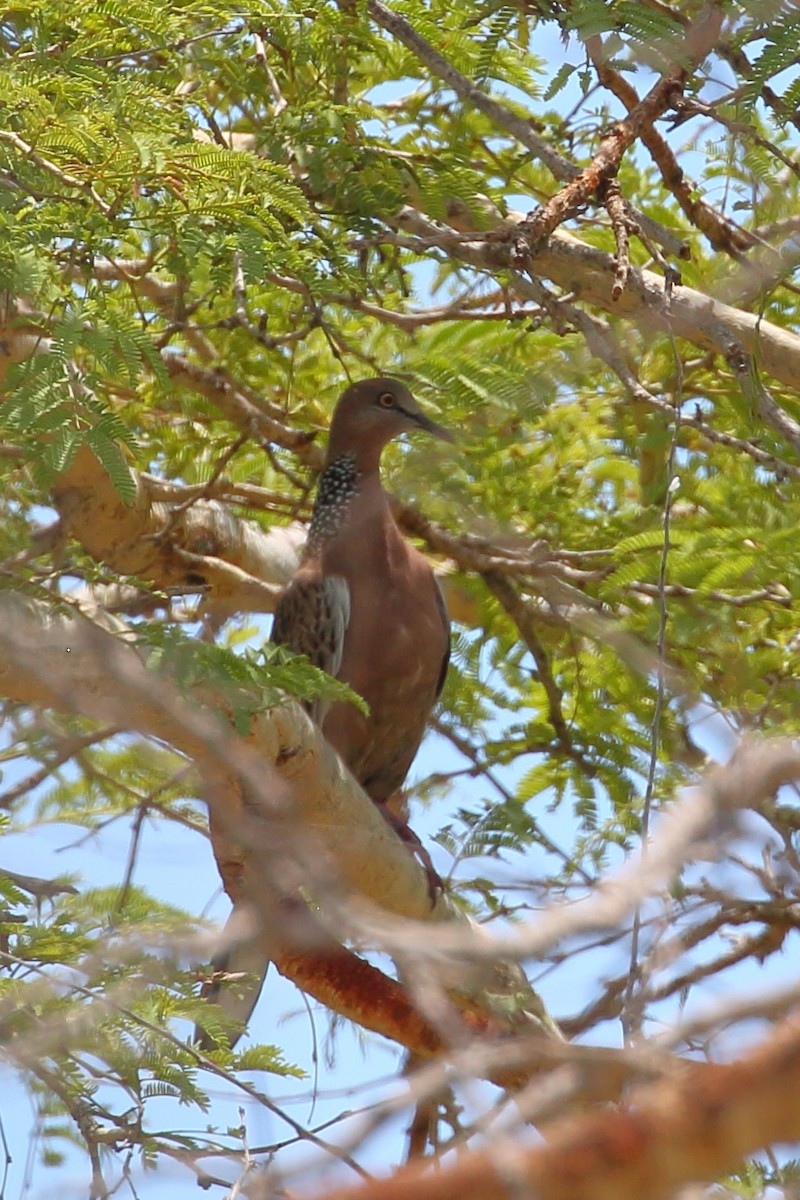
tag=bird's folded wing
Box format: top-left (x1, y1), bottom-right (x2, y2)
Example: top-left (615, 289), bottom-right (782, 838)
top-left (272, 575), bottom-right (351, 721)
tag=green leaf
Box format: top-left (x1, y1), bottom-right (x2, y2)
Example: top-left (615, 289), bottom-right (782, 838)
top-left (85, 430), bottom-right (137, 505)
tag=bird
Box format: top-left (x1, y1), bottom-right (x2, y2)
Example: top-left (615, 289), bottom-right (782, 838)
top-left (273, 376), bottom-right (452, 829)
top-left (199, 377), bottom-right (451, 1045)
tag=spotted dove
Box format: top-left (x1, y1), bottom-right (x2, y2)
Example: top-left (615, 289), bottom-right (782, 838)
top-left (199, 377), bottom-right (451, 1045)
top-left (274, 376), bottom-right (451, 816)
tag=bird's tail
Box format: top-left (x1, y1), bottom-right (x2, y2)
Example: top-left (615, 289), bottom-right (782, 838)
top-left (195, 909), bottom-right (269, 1050)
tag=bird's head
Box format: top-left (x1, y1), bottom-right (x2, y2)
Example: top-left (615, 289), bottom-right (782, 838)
top-left (326, 377), bottom-right (452, 469)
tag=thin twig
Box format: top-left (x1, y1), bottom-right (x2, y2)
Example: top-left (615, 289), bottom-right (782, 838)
top-left (0, 130), bottom-right (112, 216)
top-left (621, 328), bottom-right (684, 1042)
top-left (601, 177), bottom-right (631, 300)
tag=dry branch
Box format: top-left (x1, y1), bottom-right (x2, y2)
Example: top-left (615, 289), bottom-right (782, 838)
top-left (50, 445), bottom-right (300, 612)
top-left (586, 35), bottom-right (754, 258)
top-left (516, 5), bottom-right (723, 255)
top-left (320, 1005), bottom-right (800, 1200)
top-left (395, 210), bottom-right (800, 398)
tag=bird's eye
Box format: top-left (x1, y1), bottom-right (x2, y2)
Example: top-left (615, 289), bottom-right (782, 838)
top-left (377, 391), bottom-right (395, 409)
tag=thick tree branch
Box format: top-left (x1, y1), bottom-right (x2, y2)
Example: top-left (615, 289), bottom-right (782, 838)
top-left (322, 1005), bottom-right (800, 1200)
top-left (50, 446), bottom-right (299, 613)
top-left (0, 597), bottom-right (441, 919)
top-left (394, 209), bottom-right (800, 401)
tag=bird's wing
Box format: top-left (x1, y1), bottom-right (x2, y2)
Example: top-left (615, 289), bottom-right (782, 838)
top-left (272, 575), bottom-right (351, 719)
top-left (433, 577), bottom-right (451, 700)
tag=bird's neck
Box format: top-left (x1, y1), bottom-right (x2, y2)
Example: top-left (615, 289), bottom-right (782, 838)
top-left (306, 454), bottom-right (388, 557)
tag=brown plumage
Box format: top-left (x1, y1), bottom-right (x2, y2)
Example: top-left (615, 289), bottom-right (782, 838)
top-left (273, 376), bottom-right (451, 810)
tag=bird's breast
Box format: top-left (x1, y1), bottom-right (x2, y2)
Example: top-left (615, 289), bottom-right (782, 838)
top-left (341, 563), bottom-right (445, 694)
top-left (318, 536), bottom-right (448, 801)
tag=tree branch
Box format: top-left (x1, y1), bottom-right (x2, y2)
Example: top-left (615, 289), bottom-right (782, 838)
top-left (585, 35), bottom-right (754, 257)
top-left (322, 1005), bottom-right (800, 1200)
top-left (50, 446), bottom-right (299, 613)
top-left (394, 209), bottom-right (800, 399)
top-left (365, 0), bottom-right (574, 185)
top-left (0, 597), bottom-right (556, 1059)
top-left (516, 5), bottom-right (724, 254)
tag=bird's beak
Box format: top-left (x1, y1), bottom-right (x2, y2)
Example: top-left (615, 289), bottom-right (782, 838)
top-left (412, 412), bottom-right (455, 443)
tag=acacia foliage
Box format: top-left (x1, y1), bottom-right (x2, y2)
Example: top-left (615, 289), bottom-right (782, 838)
top-left (2, 0), bottom-right (800, 1194)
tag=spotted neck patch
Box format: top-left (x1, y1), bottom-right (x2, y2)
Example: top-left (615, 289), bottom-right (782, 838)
top-left (307, 454), bottom-right (360, 554)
